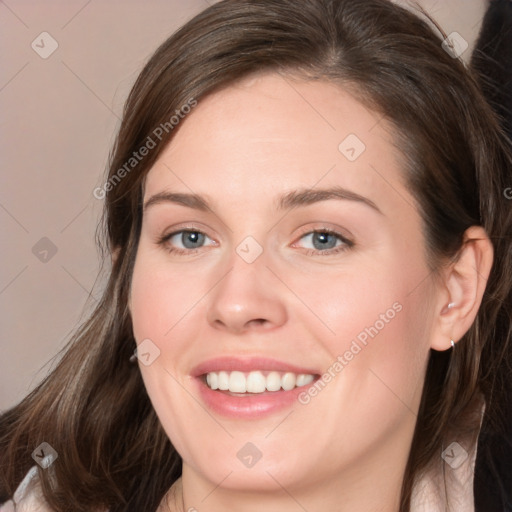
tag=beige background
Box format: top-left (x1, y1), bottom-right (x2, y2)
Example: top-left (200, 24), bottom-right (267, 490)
top-left (0, 0), bottom-right (487, 411)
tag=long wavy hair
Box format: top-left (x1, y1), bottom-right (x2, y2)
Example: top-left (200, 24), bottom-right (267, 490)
top-left (1, 1), bottom-right (511, 510)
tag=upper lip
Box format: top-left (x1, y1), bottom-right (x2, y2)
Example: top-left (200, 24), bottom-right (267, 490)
top-left (190, 356), bottom-right (320, 377)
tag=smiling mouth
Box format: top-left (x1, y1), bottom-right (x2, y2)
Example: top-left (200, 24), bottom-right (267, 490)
top-left (202, 370), bottom-right (318, 395)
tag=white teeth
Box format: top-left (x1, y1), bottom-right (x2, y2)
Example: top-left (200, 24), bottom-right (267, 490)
top-left (246, 371), bottom-right (266, 393)
top-left (281, 372), bottom-right (296, 391)
top-left (204, 370), bottom-right (315, 393)
top-left (266, 371), bottom-right (281, 391)
top-left (218, 371), bottom-right (229, 391)
top-left (206, 372), bottom-right (218, 390)
top-left (296, 374), bottom-right (314, 387)
top-left (229, 371), bottom-right (246, 393)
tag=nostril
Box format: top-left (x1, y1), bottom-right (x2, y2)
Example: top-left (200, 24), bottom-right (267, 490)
top-left (250, 319), bottom-right (267, 326)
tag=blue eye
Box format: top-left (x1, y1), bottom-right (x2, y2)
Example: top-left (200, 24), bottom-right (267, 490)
top-left (294, 229), bottom-right (353, 256)
top-left (159, 230), bottom-right (213, 254)
top-left (299, 231), bottom-right (343, 250)
top-left (171, 230), bottom-right (207, 249)
top-left (157, 227), bottom-right (353, 256)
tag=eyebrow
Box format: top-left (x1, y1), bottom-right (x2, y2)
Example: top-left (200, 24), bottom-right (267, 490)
top-left (143, 186), bottom-right (382, 215)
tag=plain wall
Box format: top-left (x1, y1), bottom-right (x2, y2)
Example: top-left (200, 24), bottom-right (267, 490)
top-left (0, 0), bottom-right (487, 411)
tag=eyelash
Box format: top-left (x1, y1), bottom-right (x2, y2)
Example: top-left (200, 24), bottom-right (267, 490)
top-left (156, 226), bottom-right (354, 257)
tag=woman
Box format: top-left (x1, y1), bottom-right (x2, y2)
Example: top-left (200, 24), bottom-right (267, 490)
top-left (1, 0), bottom-right (511, 510)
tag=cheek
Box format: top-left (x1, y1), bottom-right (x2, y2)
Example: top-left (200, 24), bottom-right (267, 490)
top-left (129, 254), bottom-right (207, 353)
top-left (291, 252), bottom-right (432, 418)
top-left (283, 255), bottom-right (425, 352)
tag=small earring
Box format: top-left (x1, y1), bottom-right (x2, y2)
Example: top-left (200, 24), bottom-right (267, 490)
top-left (450, 339), bottom-right (455, 350)
top-left (129, 351), bottom-right (137, 363)
top-left (447, 302), bottom-right (456, 309)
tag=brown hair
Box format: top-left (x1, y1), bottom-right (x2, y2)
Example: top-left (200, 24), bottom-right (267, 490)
top-left (1, 1), bottom-right (511, 510)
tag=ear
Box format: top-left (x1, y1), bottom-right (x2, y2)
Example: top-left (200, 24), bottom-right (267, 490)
top-left (430, 226), bottom-right (494, 351)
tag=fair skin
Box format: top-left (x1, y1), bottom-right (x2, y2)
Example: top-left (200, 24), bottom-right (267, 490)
top-left (127, 72), bottom-right (493, 512)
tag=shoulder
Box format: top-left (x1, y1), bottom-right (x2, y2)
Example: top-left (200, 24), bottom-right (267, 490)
top-left (0, 466), bottom-right (53, 512)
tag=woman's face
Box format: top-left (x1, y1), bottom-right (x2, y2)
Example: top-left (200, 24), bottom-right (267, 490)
top-left (129, 72), bottom-right (441, 497)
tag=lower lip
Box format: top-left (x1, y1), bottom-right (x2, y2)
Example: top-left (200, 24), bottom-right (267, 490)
top-left (196, 377), bottom-right (314, 418)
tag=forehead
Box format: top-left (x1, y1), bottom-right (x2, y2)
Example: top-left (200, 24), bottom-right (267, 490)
top-left (143, 72), bottom-right (415, 220)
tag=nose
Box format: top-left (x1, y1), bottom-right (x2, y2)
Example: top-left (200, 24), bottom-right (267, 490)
top-left (206, 246), bottom-right (287, 335)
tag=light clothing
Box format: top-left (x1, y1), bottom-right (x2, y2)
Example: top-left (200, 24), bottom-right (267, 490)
top-left (0, 467), bottom-right (48, 511)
